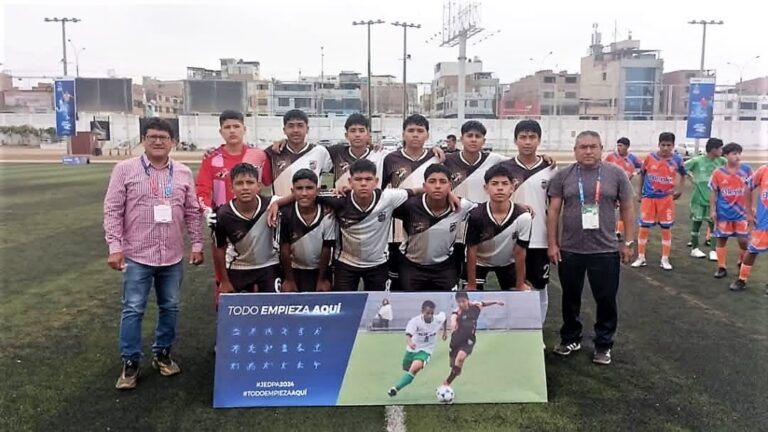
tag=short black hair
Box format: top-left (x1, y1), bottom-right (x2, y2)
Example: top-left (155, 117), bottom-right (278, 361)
top-left (705, 137), bottom-right (724, 153)
top-left (141, 117), bottom-right (176, 140)
top-left (421, 300), bottom-right (436, 311)
top-left (349, 159), bottom-right (377, 176)
top-left (446, 134), bottom-right (457, 141)
top-left (424, 164), bottom-right (451, 181)
top-left (455, 291), bottom-right (469, 300)
top-left (484, 164), bottom-right (514, 184)
top-left (658, 132), bottom-right (676, 143)
top-left (722, 142), bottom-right (743, 155)
top-left (219, 110), bottom-right (244, 126)
top-left (345, 113), bottom-right (369, 131)
top-left (230, 162), bottom-right (261, 183)
top-left (617, 137), bottom-right (630, 146)
top-left (461, 120), bottom-right (486, 136)
top-left (403, 114), bottom-right (429, 131)
top-left (514, 120), bottom-right (541, 139)
top-left (283, 109), bottom-right (309, 126)
top-left (292, 168), bottom-right (318, 185)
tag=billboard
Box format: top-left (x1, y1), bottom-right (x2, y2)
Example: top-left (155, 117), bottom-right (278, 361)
top-left (686, 77), bottom-right (716, 139)
top-left (90, 119), bottom-right (110, 141)
top-left (183, 80), bottom-right (247, 114)
top-left (214, 291), bottom-right (547, 408)
top-left (75, 78), bottom-right (133, 113)
top-left (54, 79), bottom-right (76, 136)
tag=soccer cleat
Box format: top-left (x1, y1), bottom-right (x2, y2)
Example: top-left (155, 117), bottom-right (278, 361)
top-left (690, 248), bottom-right (707, 258)
top-left (115, 360), bottom-right (139, 390)
top-left (686, 240), bottom-right (693, 247)
top-left (708, 250), bottom-right (718, 262)
top-left (630, 256), bottom-right (647, 268)
top-left (729, 279), bottom-right (747, 291)
top-left (388, 387), bottom-right (398, 397)
top-left (705, 239), bottom-right (712, 247)
top-left (553, 342), bottom-right (581, 356)
top-left (592, 349), bottom-right (612, 365)
top-left (152, 348), bottom-right (181, 376)
top-left (714, 268), bottom-right (728, 279)
top-left (660, 257), bottom-right (673, 271)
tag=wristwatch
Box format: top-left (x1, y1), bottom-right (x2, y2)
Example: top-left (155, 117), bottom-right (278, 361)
top-left (624, 240), bottom-right (636, 248)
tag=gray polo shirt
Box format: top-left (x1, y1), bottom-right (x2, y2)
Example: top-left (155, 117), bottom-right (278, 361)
top-left (547, 162), bottom-right (633, 254)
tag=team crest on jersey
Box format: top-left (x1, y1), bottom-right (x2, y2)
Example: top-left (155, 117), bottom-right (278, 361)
top-left (339, 161), bottom-right (350, 173)
top-left (413, 221), bottom-right (429, 233)
top-left (215, 168), bottom-right (229, 179)
top-left (451, 172), bottom-right (463, 184)
top-left (540, 179), bottom-right (549, 189)
top-left (377, 212), bottom-right (386, 222)
top-left (309, 160), bottom-right (318, 170)
top-left (395, 168), bottom-right (408, 181)
top-left (449, 222), bottom-right (457, 232)
top-left (277, 160), bottom-right (288, 171)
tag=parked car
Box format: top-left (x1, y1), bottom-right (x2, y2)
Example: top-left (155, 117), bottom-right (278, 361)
top-left (674, 141), bottom-right (702, 158)
top-left (380, 136), bottom-right (400, 152)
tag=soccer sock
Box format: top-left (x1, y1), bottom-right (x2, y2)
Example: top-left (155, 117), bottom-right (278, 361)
top-left (446, 366), bottom-right (462, 385)
top-left (661, 229), bottom-right (672, 258)
top-left (638, 227), bottom-right (650, 257)
top-left (616, 220), bottom-right (625, 236)
top-left (539, 286), bottom-right (549, 325)
top-left (690, 220), bottom-right (702, 248)
top-left (395, 372), bottom-right (415, 391)
top-left (738, 264), bottom-right (752, 282)
top-left (738, 249), bottom-right (746, 265)
top-left (716, 246), bottom-right (727, 268)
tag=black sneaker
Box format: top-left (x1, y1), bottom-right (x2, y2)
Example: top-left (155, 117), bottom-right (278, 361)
top-left (729, 279), bottom-right (747, 291)
top-left (115, 360), bottom-right (140, 390)
top-left (714, 268), bottom-right (728, 279)
top-left (592, 349), bottom-right (612, 365)
top-left (152, 348), bottom-right (181, 376)
top-left (553, 342), bottom-right (581, 356)
top-left (388, 387), bottom-right (398, 397)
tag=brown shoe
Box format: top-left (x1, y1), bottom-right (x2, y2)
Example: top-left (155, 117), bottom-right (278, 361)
top-left (115, 360), bottom-right (140, 390)
top-left (152, 348), bottom-right (181, 376)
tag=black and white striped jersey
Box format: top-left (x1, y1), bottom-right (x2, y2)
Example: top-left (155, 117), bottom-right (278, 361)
top-left (213, 196), bottom-right (280, 270)
top-left (266, 143), bottom-right (333, 197)
top-left (499, 156), bottom-right (555, 249)
top-left (277, 202), bottom-right (337, 270)
top-left (464, 202), bottom-right (532, 268)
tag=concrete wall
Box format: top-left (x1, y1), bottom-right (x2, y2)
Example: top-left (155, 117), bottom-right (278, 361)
top-left (0, 112), bottom-right (140, 148)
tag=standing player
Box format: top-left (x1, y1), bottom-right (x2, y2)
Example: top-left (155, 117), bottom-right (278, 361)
top-left (632, 132), bottom-right (687, 270)
top-left (442, 292), bottom-right (504, 388)
top-left (212, 163), bottom-right (281, 293)
top-left (604, 137), bottom-right (642, 240)
top-left (326, 113), bottom-right (385, 190)
top-left (382, 114), bottom-right (441, 291)
top-left (709, 143), bottom-right (752, 279)
top-left (464, 165), bottom-right (533, 291)
top-left (499, 120), bottom-right (555, 325)
top-left (394, 164), bottom-right (475, 291)
top-left (388, 300), bottom-right (447, 397)
top-left (729, 162), bottom-right (768, 291)
top-left (685, 138), bottom-right (725, 260)
top-left (278, 169), bottom-right (336, 292)
top-left (444, 134), bottom-right (459, 153)
top-left (266, 109), bottom-right (333, 197)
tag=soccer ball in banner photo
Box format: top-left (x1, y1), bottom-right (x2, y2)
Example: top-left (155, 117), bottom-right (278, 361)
top-left (436, 385), bottom-right (455, 404)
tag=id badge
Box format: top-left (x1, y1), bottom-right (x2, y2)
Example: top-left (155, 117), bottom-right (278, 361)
top-left (154, 204), bottom-right (173, 223)
top-left (581, 204), bottom-right (599, 230)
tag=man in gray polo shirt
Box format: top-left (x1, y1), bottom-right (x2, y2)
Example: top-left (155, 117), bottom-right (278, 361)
top-left (546, 130), bottom-right (636, 365)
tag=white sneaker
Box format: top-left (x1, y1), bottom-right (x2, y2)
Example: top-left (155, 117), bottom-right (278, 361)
top-left (690, 248), bottom-right (707, 258)
top-left (660, 257), bottom-right (673, 271)
top-left (708, 250), bottom-right (718, 262)
top-left (631, 256), bottom-right (647, 268)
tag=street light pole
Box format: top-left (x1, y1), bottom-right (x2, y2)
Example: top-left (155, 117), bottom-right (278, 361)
top-left (687, 19), bottom-right (723, 154)
top-left (726, 55), bottom-right (761, 119)
top-left (44, 17), bottom-right (81, 76)
top-left (352, 19), bottom-right (385, 119)
top-left (67, 39), bottom-right (85, 77)
top-left (392, 21), bottom-right (420, 120)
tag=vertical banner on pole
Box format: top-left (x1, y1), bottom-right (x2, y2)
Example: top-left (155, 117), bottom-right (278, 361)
top-left (686, 77), bottom-right (715, 139)
top-left (54, 79), bottom-right (77, 137)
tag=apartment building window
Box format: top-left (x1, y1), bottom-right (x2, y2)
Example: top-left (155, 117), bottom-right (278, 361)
top-left (257, 84), bottom-right (269, 90)
top-left (740, 102), bottom-right (758, 110)
top-left (543, 91), bottom-right (554, 99)
top-left (726, 101), bottom-right (734, 109)
top-left (278, 97), bottom-right (290, 107)
top-left (565, 92), bottom-right (577, 99)
top-left (761, 104), bottom-right (768, 110)
top-left (602, 72), bottom-right (607, 81)
top-left (468, 100), bottom-right (478, 107)
top-left (543, 76), bottom-right (556, 84)
top-left (565, 76), bottom-right (577, 84)
top-left (295, 98), bottom-right (312, 108)
top-left (258, 99), bottom-right (268, 106)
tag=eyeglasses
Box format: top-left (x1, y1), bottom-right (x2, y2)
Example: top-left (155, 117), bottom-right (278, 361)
top-left (145, 135), bottom-right (172, 143)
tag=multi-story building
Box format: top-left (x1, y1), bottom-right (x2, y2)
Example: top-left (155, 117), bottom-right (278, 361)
top-left (431, 58), bottom-right (499, 118)
top-left (220, 58), bottom-right (260, 81)
top-left (247, 80), bottom-right (273, 115)
top-left (0, 79), bottom-right (53, 114)
top-left (361, 74), bottom-right (418, 116)
top-left (579, 26), bottom-right (664, 119)
top-left (660, 70), bottom-right (700, 118)
top-left (499, 70), bottom-right (580, 118)
top-left (272, 72), bottom-right (362, 117)
top-left (143, 77), bottom-right (183, 118)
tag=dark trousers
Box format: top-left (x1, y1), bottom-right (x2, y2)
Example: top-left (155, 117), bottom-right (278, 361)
top-left (293, 268), bottom-right (319, 292)
top-left (333, 260), bottom-right (389, 291)
top-left (558, 251), bottom-right (620, 350)
top-left (400, 258), bottom-right (458, 291)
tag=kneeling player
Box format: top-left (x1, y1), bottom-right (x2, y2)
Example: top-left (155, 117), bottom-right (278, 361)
top-left (464, 165), bottom-right (533, 291)
top-left (388, 300), bottom-right (447, 397)
top-left (729, 163), bottom-right (768, 291)
top-left (213, 163), bottom-right (282, 293)
top-left (442, 292), bottom-right (504, 388)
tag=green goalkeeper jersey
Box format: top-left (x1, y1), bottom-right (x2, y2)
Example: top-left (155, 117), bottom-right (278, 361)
top-left (684, 155), bottom-right (725, 207)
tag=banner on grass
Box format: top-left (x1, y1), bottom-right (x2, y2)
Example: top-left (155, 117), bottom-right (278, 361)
top-left (214, 291), bottom-right (547, 407)
top-left (54, 79), bottom-right (76, 137)
top-left (686, 77), bottom-right (715, 139)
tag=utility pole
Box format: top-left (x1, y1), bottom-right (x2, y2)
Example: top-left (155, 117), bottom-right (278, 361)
top-left (67, 39), bottom-right (85, 77)
top-left (44, 17), bottom-right (81, 76)
top-left (726, 55), bottom-right (761, 119)
top-left (392, 21), bottom-right (420, 120)
top-left (687, 19), bottom-right (723, 154)
top-left (319, 46), bottom-right (324, 117)
top-left (352, 19), bottom-right (385, 119)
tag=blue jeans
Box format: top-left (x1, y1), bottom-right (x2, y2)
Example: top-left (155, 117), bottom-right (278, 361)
top-left (119, 258), bottom-right (183, 362)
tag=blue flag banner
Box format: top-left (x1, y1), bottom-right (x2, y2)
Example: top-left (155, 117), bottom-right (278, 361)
top-left (54, 79), bottom-right (76, 137)
top-left (686, 77), bottom-right (715, 139)
top-left (214, 291), bottom-right (548, 407)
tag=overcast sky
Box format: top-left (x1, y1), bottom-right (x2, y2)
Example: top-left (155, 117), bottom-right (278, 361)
top-left (2, 0), bottom-right (766, 88)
